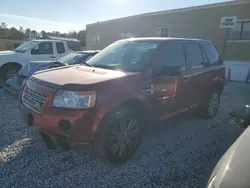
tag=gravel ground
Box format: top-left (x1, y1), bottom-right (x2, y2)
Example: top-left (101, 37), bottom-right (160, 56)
top-left (1, 82), bottom-right (250, 188)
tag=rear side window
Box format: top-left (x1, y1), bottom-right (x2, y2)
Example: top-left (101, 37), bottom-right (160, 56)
top-left (157, 43), bottom-right (185, 67)
top-left (183, 43), bottom-right (204, 66)
top-left (202, 43), bottom-right (221, 65)
top-left (56, 42), bottom-right (65, 54)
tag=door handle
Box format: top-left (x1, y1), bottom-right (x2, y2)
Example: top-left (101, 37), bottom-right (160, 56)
top-left (184, 77), bottom-right (190, 81)
top-left (50, 56), bottom-right (56, 58)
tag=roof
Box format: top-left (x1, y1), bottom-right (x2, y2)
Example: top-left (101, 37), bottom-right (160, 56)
top-left (48, 36), bottom-right (80, 42)
top-left (76, 50), bottom-right (101, 54)
top-left (87, 0), bottom-right (249, 26)
top-left (116, 37), bottom-right (210, 43)
top-left (33, 39), bottom-right (66, 42)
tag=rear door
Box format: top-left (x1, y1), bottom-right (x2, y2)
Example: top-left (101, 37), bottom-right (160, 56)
top-left (201, 42), bottom-right (225, 97)
top-left (153, 42), bottom-right (191, 119)
top-left (30, 42), bottom-right (56, 61)
top-left (182, 42), bottom-right (208, 106)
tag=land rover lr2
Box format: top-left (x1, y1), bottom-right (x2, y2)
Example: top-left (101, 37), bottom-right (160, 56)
top-left (20, 38), bottom-right (225, 164)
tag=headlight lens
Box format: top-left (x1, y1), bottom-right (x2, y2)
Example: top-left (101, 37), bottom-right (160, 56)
top-left (207, 175), bottom-right (217, 188)
top-left (52, 90), bottom-right (96, 109)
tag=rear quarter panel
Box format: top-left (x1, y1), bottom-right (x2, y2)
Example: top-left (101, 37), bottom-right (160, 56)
top-left (203, 64), bottom-right (225, 100)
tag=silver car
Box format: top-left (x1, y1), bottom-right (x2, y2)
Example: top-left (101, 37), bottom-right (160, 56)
top-left (207, 124), bottom-right (250, 188)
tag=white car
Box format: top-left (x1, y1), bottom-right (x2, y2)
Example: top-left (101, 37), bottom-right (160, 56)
top-left (0, 39), bottom-right (69, 82)
top-left (207, 114), bottom-right (250, 188)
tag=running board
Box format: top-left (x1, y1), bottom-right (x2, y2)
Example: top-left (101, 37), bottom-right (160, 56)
top-left (157, 104), bottom-right (198, 121)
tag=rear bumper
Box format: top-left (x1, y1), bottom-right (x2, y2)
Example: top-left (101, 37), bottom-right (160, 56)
top-left (20, 103), bottom-right (101, 146)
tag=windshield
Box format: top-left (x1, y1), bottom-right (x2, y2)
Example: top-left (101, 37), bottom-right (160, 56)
top-left (14, 41), bottom-right (38, 53)
top-left (58, 53), bottom-right (89, 65)
top-left (87, 41), bottom-right (160, 72)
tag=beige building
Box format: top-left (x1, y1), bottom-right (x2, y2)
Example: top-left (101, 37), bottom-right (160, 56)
top-left (86, 1), bottom-right (250, 62)
top-left (0, 39), bottom-right (23, 51)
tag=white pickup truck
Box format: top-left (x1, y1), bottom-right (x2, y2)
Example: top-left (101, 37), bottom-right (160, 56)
top-left (0, 39), bottom-right (70, 82)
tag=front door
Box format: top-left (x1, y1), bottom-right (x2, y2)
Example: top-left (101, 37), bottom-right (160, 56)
top-left (30, 42), bottom-right (56, 61)
top-left (152, 42), bottom-right (192, 119)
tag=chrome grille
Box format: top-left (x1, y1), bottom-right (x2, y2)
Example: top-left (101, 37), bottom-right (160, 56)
top-left (22, 87), bottom-right (47, 113)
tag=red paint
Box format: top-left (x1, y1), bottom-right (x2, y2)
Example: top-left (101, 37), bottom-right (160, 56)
top-left (19, 38), bottom-right (225, 147)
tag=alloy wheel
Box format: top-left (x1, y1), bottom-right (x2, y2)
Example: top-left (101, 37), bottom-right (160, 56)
top-left (208, 92), bottom-right (219, 117)
top-left (108, 117), bottom-right (140, 158)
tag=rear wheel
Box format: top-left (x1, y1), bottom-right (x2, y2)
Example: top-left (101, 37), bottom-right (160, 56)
top-left (198, 90), bottom-right (220, 119)
top-left (95, 107), bottom-right (143, 164)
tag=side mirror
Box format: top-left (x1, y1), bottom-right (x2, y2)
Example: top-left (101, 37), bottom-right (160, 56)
top-left (154, 66), bottom-right (182, 76)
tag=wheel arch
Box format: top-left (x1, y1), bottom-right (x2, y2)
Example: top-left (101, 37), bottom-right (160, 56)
top-left (95, 98), bottom-right (151, 139)
top-left (213, 78), bottom-right (224, 96)
top-left (0, 62), bottom-right (22, 72)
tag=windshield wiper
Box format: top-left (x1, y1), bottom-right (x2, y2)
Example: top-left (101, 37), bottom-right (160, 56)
top-left (81, 61), bottom-right (94, 67)
top-left (93, 64), bottom-right (119, 70)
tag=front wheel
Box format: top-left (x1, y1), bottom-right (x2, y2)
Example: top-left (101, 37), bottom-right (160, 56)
top-left (39, 130), bottom-right (57, 150)
top-left (95, 107), bottom-right (143, 164)
top-left (198, 90), bottom-right (220, 119)
top-left (0, 64), bottom-right (21, 83)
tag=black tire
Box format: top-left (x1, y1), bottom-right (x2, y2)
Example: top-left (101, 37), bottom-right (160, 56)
top-left (198, 90), bottom-right (220, 119)
top-left (58, 141), bottom-right (71, 150)
top-left (95, 106), bottom-right (144, 164)
top-left (39, 130), bottom-right (57, 150)
top-left (0, 64), bottom-right (21, 82)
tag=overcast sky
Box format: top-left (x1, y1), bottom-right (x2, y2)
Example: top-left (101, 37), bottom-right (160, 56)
top-left (0, 0), bottom-right (232, 32)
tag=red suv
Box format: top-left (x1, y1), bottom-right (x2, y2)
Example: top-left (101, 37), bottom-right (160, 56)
top-left (20, 38), bottom-right (225, 164)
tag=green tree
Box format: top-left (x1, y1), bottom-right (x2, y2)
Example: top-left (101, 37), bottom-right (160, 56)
top-left (30, 30), bottom-right (37, 39)
top-left (77, 30), bottom-right (86, 47)
top-left (40, 30), bottom-right (48, 38)
top-left (25, 28), bottom-right (31, 39)
top-left (1, 22), bottom-right (7, 29)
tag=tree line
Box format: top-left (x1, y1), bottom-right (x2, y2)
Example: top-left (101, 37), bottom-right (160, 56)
top-left (0, 22), bottom-right (86, 46)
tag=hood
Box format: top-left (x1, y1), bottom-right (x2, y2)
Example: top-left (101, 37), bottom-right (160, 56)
top-left (0, 50), bottom-right (26, 64)
top-left (0, 50), bottom-right (15, 55)
top-left (0, 51), bottom-right (16, 56)
top-left (32, 65), bottom-right (139, 87)
top-left (210, 126), bottom-right (250, 188)
top-left (20, 61), bottom-right (60, 77)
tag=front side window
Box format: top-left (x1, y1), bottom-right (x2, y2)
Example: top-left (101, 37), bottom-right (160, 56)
top-left (56, 42), bottom-right (65, 54)
top-left (229, 21), bottom-right (250, 40)
top-left (202, 43), bottom-right (221, 65)
top-left (87, 41), bottom-right (160, 72)
top-left (183, 43), bottom-right (204, 66)
top-left (31, 42), bottom-right (53, 55)
top-left (93, 34), bottom-right (100, 45)
top-left (156, 43), bottom-right (185, 67)
top-left (154, 28), bottom-right (170, 37)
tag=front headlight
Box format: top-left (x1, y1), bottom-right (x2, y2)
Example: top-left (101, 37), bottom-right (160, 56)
top-left (52, 90), bottom-right (96, 109)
